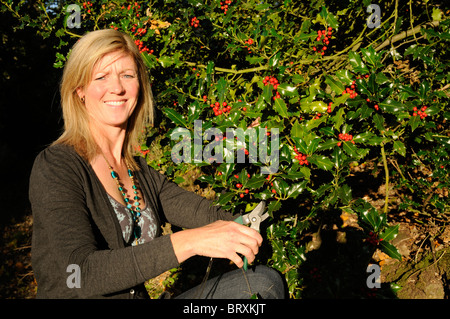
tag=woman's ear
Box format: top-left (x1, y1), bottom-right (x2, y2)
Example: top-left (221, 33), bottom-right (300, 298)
top-left (76, 87), bottom-right (85, 103)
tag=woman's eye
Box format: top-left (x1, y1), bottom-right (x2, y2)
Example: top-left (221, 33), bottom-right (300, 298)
top-left (95, 76), bottom-right (105, 80)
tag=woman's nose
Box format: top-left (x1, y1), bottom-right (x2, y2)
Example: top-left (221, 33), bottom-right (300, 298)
top-left (109, 76), bottom-right (125, 94)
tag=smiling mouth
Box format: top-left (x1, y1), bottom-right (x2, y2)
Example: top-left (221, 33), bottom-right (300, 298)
top-left (104, 100), bottom-right (127, 106)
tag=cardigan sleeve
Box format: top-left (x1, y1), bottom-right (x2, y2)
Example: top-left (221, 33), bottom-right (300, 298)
top-left (137, 157), bottom-right (239, 229)
top-left (30, 145), bottom-right (180, 298)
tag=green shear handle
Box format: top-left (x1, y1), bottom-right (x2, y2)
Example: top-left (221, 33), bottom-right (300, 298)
top-left (234, 201), bottom-right (268, 271)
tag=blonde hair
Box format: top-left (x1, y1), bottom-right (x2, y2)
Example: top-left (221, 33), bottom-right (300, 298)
top-left (54, 29), bottom-right (154, 170)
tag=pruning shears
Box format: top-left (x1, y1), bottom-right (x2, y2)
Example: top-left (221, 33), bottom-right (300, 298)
top-left (234, 201), bottom-right (269, 271)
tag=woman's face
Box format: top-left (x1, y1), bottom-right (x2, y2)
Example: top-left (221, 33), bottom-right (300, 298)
top-left (79, 52), bottom-right (140, 130)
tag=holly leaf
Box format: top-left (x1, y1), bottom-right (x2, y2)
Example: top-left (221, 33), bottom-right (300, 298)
top-left (307, 154), bottom-right (333, 171)
top-left (216, 191), bottom-right (235, 205)
top-left (379, 241), bottom-right (402, 260)
top-left (393, 140), bottom-right (406, 157)
top-left (325, 75), bottom-right (345, 94)
top-left (348, 51), bottom-right (369, 73)
top-left (164, 108), bottom-right (187, 127)
top-left (379, 99), bottom-right (406, 114)
top-left (380, 224), bottom-right (399, 242)
top-left (273, 97), bottom-right (289, 118)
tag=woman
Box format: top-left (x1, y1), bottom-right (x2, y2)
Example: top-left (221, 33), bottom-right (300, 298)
top-left (29, 29), bottom-right (285, 299)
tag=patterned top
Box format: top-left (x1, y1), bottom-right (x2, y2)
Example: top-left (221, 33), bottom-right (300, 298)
top-left (107, 193), bottom-right (159, 246)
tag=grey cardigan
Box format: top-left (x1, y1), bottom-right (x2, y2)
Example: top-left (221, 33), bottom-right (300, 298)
top-left (29, 144), bottom-right (237, 299)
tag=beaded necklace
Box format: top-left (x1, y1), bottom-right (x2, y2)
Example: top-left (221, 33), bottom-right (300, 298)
top-left (102, 154), bottom-right (142, 244)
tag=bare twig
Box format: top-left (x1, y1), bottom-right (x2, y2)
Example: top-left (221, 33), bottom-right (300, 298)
top-left (375, 20), bottom-right (440, 52)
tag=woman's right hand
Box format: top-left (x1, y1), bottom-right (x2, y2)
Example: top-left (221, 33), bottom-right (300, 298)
top-left (170, 220), bottom-right (263, 268)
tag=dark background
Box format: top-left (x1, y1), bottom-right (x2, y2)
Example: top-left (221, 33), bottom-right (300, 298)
top-left (0, 13), bottom-right (62, 226)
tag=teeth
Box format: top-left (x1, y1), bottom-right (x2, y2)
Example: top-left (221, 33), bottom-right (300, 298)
top-left (105, 100), bottom-right (126, 106)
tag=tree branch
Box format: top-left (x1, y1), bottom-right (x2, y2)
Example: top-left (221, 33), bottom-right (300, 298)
top-left (375, 20), bottom-right (440, 52)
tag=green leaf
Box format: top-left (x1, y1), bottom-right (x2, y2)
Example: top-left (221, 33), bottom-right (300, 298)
top-left (293, 138), bottom-right (308, 154)
top-left (333, 107), bottom-right (345, 130)
top-left (273, 98), bottom-right (289, 118)
top-left (380, 224), bottom-right (399, 242)
top-left (342, 141), bottom-right (359, 158)
top-left (353, 131), bottom-right (375, 144)
top-left (164, 108), bottom-right (187, 127)
top-left (287, 180), bottom-right (307, 199)
top-left (216, 191), bottom-right (235, 205)
top-left (273, 179), bottom-right (289, 195)
top-left (348, 51), bottom-right (369, 73)
top-left (419, 81), bottom-right (430, 100)
top-left (290, 120), bottom-right (304, 138)
top-left (393, 140), bottom-right (406, 157)
top-left (361, 46), bottom-right (382, 69)
top-left (372, 113), bottom-right (385, 132)
top-left (308, 154), bottom-right (333, 171)
top-left (269, 51), bottom-right (281, 68)
top-left (353, 199), bottom-right (386, 232)
top-left (217, 163), bottom-right (236, 179)
top-left (246, 175), bottom-right (267, 189)
top-left (379, 99), bottom-right (406, 114)
top-left (338, 184), bottom-right (352, 205)
top-left (277, 84), bottom-right (298, 97)
top-left (157, 55), bottom-right (175, 67)
top-left (268, 200), bottom-right (282, 213)
top-left (379, 241), bottom-right (402, 260)
top-left (325, 75), bottom-right (345, 94)
top-left (302, 101), bottom-right (328, 113)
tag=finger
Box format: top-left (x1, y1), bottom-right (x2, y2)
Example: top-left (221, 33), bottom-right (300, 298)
top-left (229, 252), bottom-right (244, 268)
top-left (234, 243), bottom-right (257, 265)
top-left (233, 222), bottom-right (264, 246)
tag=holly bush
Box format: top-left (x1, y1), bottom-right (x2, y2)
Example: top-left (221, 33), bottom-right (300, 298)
top-left (4, 0), bottom-right (448, 298)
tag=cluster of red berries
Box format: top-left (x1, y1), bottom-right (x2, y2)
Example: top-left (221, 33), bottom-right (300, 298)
top-left (263, 75), bottom-right (279, 89)
top-left (327, 102), bottom-right (333, 113)
top-left (343, 80), bottom-right (358, 99)
top-left (132, 26), bottom-right (147, 37)
top-left (293, 147), bottom-right (309, 165)
top-left (220, 0), bottom-right (232, 14)
top-left (312, 27), bottom-right (332, 55)
top-left (313, 112), bottom-right (322, 120)
top-left (111, 20), bottom-right (153, 54)
top-left (234, 174), bottom-right (250, 198)
top-left (366, 98), bottom-right (379, 111)
top-left (244, 38), bottom-right (254, 53)
top-left (134, 39), bottom-right (152, 53)
top-left (337, 133), bottom-right (354, 146)
top-left (263, 76), bottom-right (281, 100)
top-left (264, 175), bottom-right (278, 195)
top-left (412, 106), bottom-right (428, 119)
top-left (136, 145), bottom-right (149, 157)
top-left (82, 1), bottom-right (93, 13)
top-left (122, 2), bottom-right (141, 17)
top-left (367, 231), bottom-right (383, 246)
top-left (190, 17), bottom-right (200, 28)
top-left (210, 101), bottom-right (232, 116)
